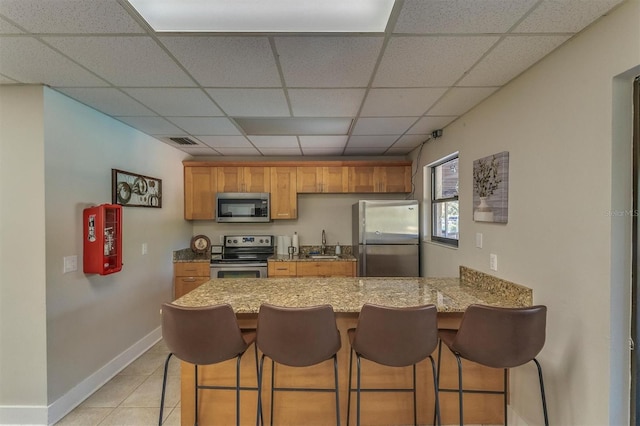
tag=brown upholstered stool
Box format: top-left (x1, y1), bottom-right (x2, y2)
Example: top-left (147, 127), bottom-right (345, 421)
top-left (256, 303), bottom-right (342, 426)
top-left (346, 303), bottom-right (441, 426)
top-left (159, 302), bottom-right (259, 426)
top-left (436, 304), bottom-right (548, 426)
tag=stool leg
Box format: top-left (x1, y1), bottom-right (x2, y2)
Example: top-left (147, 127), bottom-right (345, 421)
top-left (347, 348), bottom-right (354, 426)
top-left (454, 353), bottom-right (464, 426)
top-left (270, 359), bottom-right (275, 426)
top-left (194, 364), bottom-right (199, 426)
top-left (533, 358), bottom-right (549, 426)
top-left (236, 356), bottom-right (242, 426)
top-left (428, 355), bottom-right (441, 426)
top-left (333, 354), bottom-right (341, 426)
top-left (256, 354), bottom-right (266, 426)
top-left (254, 344), bottom-right (263, 426)
top-left (356, 355), bottom-right (362, 426)
top-left (412, 364), bottom-right (417, 426)
top-left (433, 340), bottom-right (443, 426)
top-left (503, 368), bottom-right (508, 426)
top-left (158, 353), bottom-right (173, 426)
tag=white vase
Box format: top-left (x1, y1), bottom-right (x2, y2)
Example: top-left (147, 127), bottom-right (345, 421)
top-left (474, 196), bottom-right (494, 222)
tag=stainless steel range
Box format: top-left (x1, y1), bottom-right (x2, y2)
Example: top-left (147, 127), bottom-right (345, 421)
top-left (210, 235), bottom-right (274, 278)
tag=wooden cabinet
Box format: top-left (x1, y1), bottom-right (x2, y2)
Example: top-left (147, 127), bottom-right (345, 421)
top-left (173, 262), bottom-right (210, 299)
top-left (268, 261), bottom-right (297, 277)
top-left (348, 165), bottom-right (411, 193)
top-left (217, 167), bottom-right (271, 193)
top-left (296, 166), bottom-right (349, 193)
top-left (269, 260), bottom-right (356, 277)
top-left (270, 167), bottom-right (297, 220)
top-left (184, 166), bottom-right (217, 220)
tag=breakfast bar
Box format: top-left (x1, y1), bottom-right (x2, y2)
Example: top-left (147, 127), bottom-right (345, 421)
top-left (172, 267), bottom-right (532, 425)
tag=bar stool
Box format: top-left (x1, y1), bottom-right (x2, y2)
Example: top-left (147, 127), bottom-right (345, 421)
top-left (256, 303), bottom-right (342, 426)
top-left (159, 302), bottom-right (259, 426)
top-left (346, 303), bottom-right (441, 426)
top-left (436, 304), bottom-right (548, 426)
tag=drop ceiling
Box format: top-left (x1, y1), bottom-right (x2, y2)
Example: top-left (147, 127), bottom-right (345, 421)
top-left (0, 0), bottom-right (625, 157)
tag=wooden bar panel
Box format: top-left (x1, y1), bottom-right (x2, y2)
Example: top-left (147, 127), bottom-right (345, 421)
top-left (180, 313), bottom-right (504, 425)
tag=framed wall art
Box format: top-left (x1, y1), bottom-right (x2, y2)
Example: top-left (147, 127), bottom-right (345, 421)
top-left (111, 169), bottom-right (162, 208)
top-left (472, 151), bottom-right (509, 223)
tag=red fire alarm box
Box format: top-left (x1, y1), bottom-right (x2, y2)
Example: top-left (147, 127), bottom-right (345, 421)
top-left (83, 204), bottom-right (123, 275)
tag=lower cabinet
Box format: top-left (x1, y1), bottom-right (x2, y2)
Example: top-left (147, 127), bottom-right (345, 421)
top-left (173, 262), bottom-right (210, 299)
top-left (268, 261), bottom-right (356, 278)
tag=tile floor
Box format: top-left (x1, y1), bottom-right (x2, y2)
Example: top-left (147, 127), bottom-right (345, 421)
top-left (54, 340), bottom-right (181, 426)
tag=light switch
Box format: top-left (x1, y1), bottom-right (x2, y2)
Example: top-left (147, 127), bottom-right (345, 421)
top-left (475, 233), bottom-right (483, 248)
top-left (490, 254), bottom-right (498, 271)
top-left (63, 255), bottom-right (78, 273)
top-left (142, 242), bottom-right (148, 255)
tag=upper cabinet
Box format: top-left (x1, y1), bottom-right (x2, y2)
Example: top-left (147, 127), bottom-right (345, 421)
top-left (183, 161), bottom-right (411, 221)
top-left (217, 166), bottom-right (271, 193)
top-left (296, 166), bottom-right (349, 193)
top-left (184, 166), bottom-right (217, 220)
top-left (348, 165), bottom-right (411, 193)
top-left (270, 167), bottom-right (297, 220)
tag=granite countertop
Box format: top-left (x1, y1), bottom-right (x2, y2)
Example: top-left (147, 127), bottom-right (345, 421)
top-left (173, 248), bottom-right (209, 262)
top-left (268, 254), bottom-right (356, 262)
top-left (173, 270), bottom-right (532, 314)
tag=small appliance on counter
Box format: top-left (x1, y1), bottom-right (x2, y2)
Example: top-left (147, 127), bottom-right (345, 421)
top-left (352, 200), bottom-right (420, 277)
top-left (210, 234), bottom-right (274, 278)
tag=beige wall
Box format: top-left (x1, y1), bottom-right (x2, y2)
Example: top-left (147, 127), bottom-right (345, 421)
top-left (0, 87), bottom-right (49, 423)
top-left (0, 86), bottom-right (193, 424)
top-left (412, 1), bottom-right (640, 424)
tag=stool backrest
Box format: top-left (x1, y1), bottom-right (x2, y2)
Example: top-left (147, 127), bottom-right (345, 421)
top-left (451, 304), bottom-right (547, 368)
top-left (352, 303), bottom-right (438, 367)
top-left (257, 303), bottom-right (341, 367)
top-left (161, 302), bottom-right (249, 365)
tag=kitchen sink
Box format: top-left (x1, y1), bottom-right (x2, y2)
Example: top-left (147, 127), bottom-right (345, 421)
top-left (308, 255), bottom-right (340, 259)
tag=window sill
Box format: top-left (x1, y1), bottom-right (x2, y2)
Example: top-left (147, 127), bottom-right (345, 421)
top-left (422, 239), bottom-right (459, 250)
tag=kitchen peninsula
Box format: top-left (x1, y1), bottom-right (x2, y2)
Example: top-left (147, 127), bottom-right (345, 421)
top-left (172, 267), bottom-right (532, 425)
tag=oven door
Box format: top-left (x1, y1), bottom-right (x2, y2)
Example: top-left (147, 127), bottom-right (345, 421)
top-left (210, 262), bottom-right (268, 279)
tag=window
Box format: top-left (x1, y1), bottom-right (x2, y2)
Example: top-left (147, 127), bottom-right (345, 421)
top-left (431, 156), bottom-right (459, 246)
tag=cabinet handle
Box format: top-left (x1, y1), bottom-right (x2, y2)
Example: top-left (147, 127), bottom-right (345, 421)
top-left (183, 277), bottom-right (197, 282)
top-left (277, 213), bottom-right (289, 217)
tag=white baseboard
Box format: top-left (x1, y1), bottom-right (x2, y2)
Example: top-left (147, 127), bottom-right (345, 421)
top-left (0, 326), bottom-right (162, 426)
top-left (46, 326), bottom-right (162, 425)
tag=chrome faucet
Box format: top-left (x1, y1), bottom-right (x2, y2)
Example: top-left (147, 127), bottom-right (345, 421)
top-left (321, 229), bottom-right (326, 254)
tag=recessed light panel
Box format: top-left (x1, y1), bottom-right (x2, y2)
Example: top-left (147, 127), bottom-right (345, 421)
top-left (127, 0), bottom-right (395, 33)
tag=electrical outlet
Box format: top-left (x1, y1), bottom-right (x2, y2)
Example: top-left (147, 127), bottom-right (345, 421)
top-left (475, 233), bottom-right (483, 248)
top-left (63, 255), bottom-right (78, 273)
top-left (490, 253), bottom-right (498, 271)
top-left (142, 242), bottom-right (148, 255)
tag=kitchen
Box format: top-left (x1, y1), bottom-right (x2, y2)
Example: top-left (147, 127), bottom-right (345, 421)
top-left (1, 1), bottom-right (639, 426)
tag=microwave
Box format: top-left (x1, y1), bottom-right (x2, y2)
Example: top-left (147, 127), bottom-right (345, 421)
top-left (216, 192), bottom-right (270, 223)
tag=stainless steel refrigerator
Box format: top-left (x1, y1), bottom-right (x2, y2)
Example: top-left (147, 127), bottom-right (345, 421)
top-left (352, 200), bottom-right (420, 277)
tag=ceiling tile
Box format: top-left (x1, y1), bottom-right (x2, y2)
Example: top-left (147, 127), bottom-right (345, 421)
top-left (352, 117), bottom-right (418, 135)
top-left (206, 89), bottom-right (289, 117)
top-left (248, 136), bottom-right (299, 148)
top-left (344, 147), bottom-right (389, 155)
top-left (348, 135), bottom-right (399, 148)
top-left (407, 116), bottom-right (457, 134)
top-left (258, 148), bottom-right (303, 156)
top-left (196, 136), bottom-right (253, 148)
top-left (515, 0), bottom-right (624, 33)
top-left (214, 147), bottom-right (262, 156)
top-left (0, 74), bottom-right (18, 83)
top-left (289, 89), bottom-right (365, 117)
top-left (55, 88), bottom-right (155, 116)
top-left (299, 136), bottom-right (348, 148)
top-left (386, 147), bottom-right (414, 155)
top-left (459, 35), bottom-right (570, 86)
top-left (393, 134), bottom-right (429, 148)
top-left (0, 16), bottom-right (24, 33)
top-left (275, 36), bottom-right (383, 87)
top-left (167, 117), bottom-right (242, 135)
top-left (360, 88), bottom-right (448, 117)
top-left (176, 146), bottom-right (221, 156)
top-left (43, 36), bottom-right (194, 86)
top-left (301, 147), bottom-right (346, 156)
top-left (0, 0), bottom-right (144, 33)
top-left (428, 87), bottom-right (499, 115)
top-left (235, 117), bottom-right (352, 135)
top-left (159, 36), bottom-right (281, 87)
top-left (395, 0), bottom-right (537, 34)
top-left (0, 37), bottom-right (108, 86)
top-left (124, 88), bottom-right (223, 116)
top-left (115, 116), bottom-right (183, 134)
top-left (374, 36), bottom-right (499, 87)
